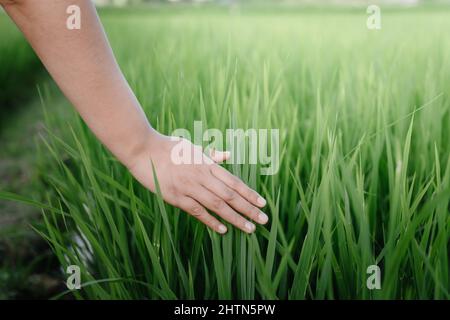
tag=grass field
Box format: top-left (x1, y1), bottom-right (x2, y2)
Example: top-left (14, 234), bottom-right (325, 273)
top-left (1, 6), bottom-right (450, 299)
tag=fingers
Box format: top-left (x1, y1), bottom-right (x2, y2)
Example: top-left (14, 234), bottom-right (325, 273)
top-left (178, 197), bottom-right (228, 234)
top-left (189, 186), bottom-right (257, 234)
top-left (210, 165), bottom-right (267, 208)
top-left (208, 148), bottom-right (230, 164)
top-left (201, 177), bottom-right (268, 225)
top-left (165, 138), bottom-right (267, 234)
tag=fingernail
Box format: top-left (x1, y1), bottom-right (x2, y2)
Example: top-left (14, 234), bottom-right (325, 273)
top-left (258, 212), bottom-right (269, 224)
top-left (257, 196), bottom-right (267, 207)
top-left (218, 225), bottom-right (227, 234)
top-left (245, 221), bottom-right (255, 233)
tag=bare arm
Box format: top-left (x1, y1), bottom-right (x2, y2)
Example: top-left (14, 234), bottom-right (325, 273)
top-left (2, 0), bottom-right (268, 234)
top-left (3, 0), bottom-right (152, 167)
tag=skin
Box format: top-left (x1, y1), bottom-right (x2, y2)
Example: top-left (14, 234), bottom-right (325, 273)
top-left (1, 0), bottom-right (269, 234)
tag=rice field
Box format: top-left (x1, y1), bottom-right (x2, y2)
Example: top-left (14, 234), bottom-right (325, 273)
top-left (1, 6), bottom-right (450, 299)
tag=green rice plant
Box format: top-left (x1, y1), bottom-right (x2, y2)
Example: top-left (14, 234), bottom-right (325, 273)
top-left (1, 7), bottom-right (449, 299)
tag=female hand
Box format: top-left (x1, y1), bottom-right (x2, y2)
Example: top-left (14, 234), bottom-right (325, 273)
top-left (128, 133), bottom-right (269, 234)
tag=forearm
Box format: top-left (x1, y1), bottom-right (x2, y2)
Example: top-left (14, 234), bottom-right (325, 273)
top-left (2, 0), bottom-right (155, 168)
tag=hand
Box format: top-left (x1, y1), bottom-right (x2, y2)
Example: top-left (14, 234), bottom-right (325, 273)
top-left (127, 133), bottom-right (268, 234)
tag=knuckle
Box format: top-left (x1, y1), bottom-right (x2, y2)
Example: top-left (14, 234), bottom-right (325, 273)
top-left (223, 190), bottom-right (236, 202)
top-left (212, 198), bottom-right (225, 210)
top-left (190, 205), bottom-right (203, 217)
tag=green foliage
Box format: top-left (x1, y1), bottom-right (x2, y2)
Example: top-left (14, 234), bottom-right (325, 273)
top-left (2, 7), bottom-right (450, 299)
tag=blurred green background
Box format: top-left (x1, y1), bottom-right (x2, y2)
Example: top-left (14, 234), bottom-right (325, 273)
top-left (1, 0), bottom-right (449, 299)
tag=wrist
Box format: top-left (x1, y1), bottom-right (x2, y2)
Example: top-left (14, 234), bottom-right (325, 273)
top-left (122, 127), bottom-right (162, 170)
